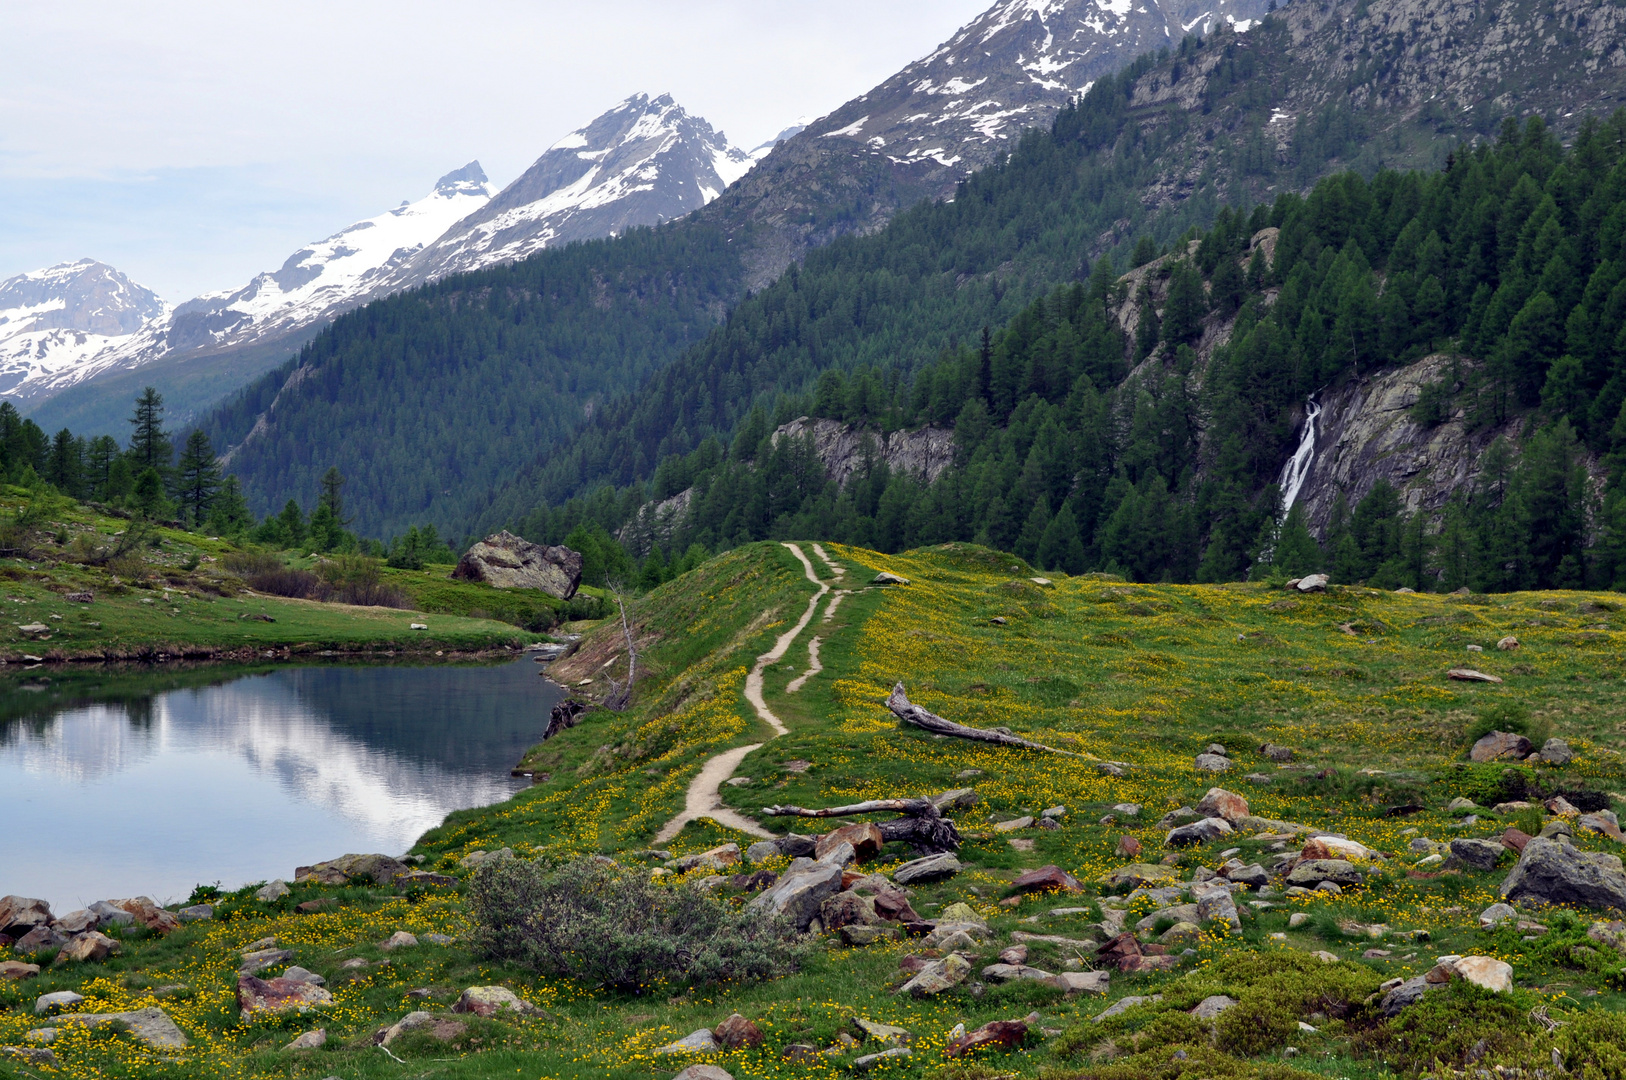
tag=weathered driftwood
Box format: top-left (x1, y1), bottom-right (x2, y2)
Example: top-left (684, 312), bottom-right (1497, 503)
top-left (762, 798), bottom-right (962, 853)
top-left (885, 683), bottom-right (1082, 756)
top-left (541, 699), bottom-right (591, 742)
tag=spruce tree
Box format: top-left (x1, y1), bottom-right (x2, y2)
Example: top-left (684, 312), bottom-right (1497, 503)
top-left (207, 476), bottom-right (254, 536)
top-left (128, 387), bottom-right (172, 474)
top-left (175, 429), bottom-right (222, 526)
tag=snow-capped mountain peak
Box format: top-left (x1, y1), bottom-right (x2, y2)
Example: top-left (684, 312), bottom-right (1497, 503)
top-left (0, 261), bottom-right (167, 398)
top-left (392, 93), bottom-right (760, 283)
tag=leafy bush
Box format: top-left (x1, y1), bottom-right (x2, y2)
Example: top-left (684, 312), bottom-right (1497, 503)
top-left (227, 551), bottom-right (413, 609)
top-left (1465, 700), bottom-right (1551, 751)
top-left (468, 856), bottom-right (809, 993)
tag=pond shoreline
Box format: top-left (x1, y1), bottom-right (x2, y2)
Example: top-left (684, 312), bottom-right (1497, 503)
top-left (0, 642), bottom-right (535, 666)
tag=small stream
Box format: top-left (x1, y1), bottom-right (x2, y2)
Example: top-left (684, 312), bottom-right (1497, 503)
top-left (0, 658), bottom-right (562, 910)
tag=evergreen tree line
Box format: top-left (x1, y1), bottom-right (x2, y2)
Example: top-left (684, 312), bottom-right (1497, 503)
top-left (514, 114), bottom-right (1626, 592)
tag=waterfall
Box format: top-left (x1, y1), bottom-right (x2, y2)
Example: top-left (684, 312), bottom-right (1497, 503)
top-left (1277, 396), bottom-right (1321, 519)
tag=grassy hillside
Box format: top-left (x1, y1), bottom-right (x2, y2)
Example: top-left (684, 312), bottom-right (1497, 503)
top-left (11, 541), bottom-right (1626, 1079)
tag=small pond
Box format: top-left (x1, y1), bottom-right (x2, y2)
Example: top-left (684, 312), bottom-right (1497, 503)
top-left (0, 658), bottom-right (562, 910)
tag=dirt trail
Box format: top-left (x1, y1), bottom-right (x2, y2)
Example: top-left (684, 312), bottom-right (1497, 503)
top-left (653, 542), bottom-right (835, 844)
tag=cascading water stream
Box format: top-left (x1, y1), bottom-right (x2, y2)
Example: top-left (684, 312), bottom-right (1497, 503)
top-left (1277, 396), bottom-right (1322, 519)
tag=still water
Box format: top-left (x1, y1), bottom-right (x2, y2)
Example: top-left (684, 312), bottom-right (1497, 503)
top-left (0, 659), bottom-right (562, 911)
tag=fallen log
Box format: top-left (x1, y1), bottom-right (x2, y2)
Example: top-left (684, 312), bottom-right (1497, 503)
top-left (885, 683), bottom-right (1082, 756)
top-left (541, 698), bottom-right (592, 742)
top-left (761, 798), bottom-right (962, 853)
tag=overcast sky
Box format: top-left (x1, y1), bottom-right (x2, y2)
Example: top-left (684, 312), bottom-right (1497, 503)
top-left (0, 0), bottom-right (991, 301)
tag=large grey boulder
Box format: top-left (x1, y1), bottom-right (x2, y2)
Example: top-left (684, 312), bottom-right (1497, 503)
top-left (1286, 860), bottom-right (1364, 888)
top-left (453, 531), bottom-right (582, 598)
top-left (1500, 836), bottom-right (1626, 913)
top-left (0, 897), bottom-right (52, 937)
top-left (1166, 817), bottom-right (1233, 847)
top-left (747, 862), bottom-right (842, 930)
top-left (1470, 730), bottom-right (1533, 763)
top-left (56, 1007), bottom-right (189, 1049)
top-left (1380, 976), bottom-right (1432, 1016)
top-left (893, 853), bottom-right (961, 885)
top-left (1446, 839), bottom-right (1504, 872)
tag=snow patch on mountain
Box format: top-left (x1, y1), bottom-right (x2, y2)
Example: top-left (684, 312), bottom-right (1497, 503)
top-left (0, 261), bottom-right (167, 399)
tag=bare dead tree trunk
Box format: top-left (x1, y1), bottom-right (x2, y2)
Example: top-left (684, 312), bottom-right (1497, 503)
top-left (602, 582), bottom-right (638, 711)
top-left (762, 797), bottom-right (962, 853)
top-left (885, 683), bottom-right (1082, 756)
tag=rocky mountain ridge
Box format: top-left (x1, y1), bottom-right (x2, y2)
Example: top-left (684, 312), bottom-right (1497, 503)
top-left (0, 261), bottom-right (168, 401)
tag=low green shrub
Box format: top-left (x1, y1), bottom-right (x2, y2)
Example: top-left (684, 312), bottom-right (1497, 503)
top-left (468, 856), bottom-right (810, 993)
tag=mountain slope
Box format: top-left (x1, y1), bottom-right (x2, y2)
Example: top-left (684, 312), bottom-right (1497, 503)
top-left (388, 94), bottom-right (757, 285)
top-left (0, 261), bottom-right (167, 401)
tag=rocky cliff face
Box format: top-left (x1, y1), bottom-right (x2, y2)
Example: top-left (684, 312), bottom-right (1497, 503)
top-left (1289, 355), bottom-right (1525, 536)
top-left (771, 416), bottom-right (957, 487)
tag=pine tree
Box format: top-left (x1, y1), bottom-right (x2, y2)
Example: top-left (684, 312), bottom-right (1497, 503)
top-left (128, 387), bottom-right (172, 474)
top-left (175, 430), bottom-right (222, 526)
top-left (207, 476), bottom-right (254, 536)
top-left (1036, 502), bottom-right (1087, 574)
top-left (85, 435), bottom-right (118, 501)
top-left (318, 466), bottom-right (349, 526)
top-left (132, 467), bottom-right (171, 520)
top-left (1273, 504), bottom-right (1322, 576)
top-left (1161, 262), bottom-right (1209, 348)
top-left (277, 500), bottom-right (308, 550)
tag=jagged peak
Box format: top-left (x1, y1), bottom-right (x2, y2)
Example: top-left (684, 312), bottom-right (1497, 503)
top-left (434, 161), bottom-right (489, 195)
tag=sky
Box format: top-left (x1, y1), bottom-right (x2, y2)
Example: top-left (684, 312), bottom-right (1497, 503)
top-left (0, 0), bottom-right (991, 302)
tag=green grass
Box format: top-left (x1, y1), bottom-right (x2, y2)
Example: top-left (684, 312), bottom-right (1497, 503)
top-left (8, 540), bottom-right (1626, 1079)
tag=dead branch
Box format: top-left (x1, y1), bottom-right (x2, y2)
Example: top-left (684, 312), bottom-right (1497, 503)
top-left (601, 583), bottom-right (638, 711)
top-left (885, 683), bottom-right (1083, 756)
top-left (762, 797), bottom-right (962, 853)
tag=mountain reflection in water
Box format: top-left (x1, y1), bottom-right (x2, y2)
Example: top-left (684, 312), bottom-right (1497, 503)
top-left (0, 659), bottom-right (560, 910)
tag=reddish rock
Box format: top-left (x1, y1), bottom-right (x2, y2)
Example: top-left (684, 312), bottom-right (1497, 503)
top-left (815, 823), bottom-right (884, 863)
top-left (451, 985), bottom-right (537, 1017)
top-left (897, 954), bottom-right (936, 974)
top-left (1121, 954), bottom-right (1182, 972)
top-left (0, 960), bottom-right (40, 979)
top-left (111, 898), bottom-right (181, 935)
top-left (1194, 788), bottom-right (1250, 823)
top-left (713, 1013), bottom-right (764, 1050)
top-left (1116, 835), bottom-right (1142, 858)
top-left (868, 889), bottom-right (921, 924)
top-left (998, 944), bottom-right (1029, 965)
top-left (295, 898), bottom-right (338, 913)
top-left (53, 932), bottom-right (121, 965)
top-left (946, 1019), bottom-right (1028, 1057)
top-left (1502, 828), bottom-right (1533, 854)
top-left (1096, 932), bottom-right (1143, 971)
top-left (236, 975), bottom-right (333, 1014)
top-left (820, 891), bottom-right (880, 930)
top-left (841, 869), bottom-right (866, 889)
top-left (1470, 731), bottom-right (1531, 762)
top-left (0, 896), bottom-right (53, 937)
top-left (1011, 865), bottom-right (1083, 893)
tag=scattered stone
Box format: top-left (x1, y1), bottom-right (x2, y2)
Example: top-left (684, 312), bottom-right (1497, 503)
top-left (749, 862), bottom-right (843, 931)
top-left (56, 1007), bottom-right (189, 1048)
top-left (295, 898), bottom-right (338, 913)
top-left (1225, 864), bottom-right (1269, 889)
top-left (1479, 903), bottom-right (1518, 929)
top-left (1191, 995), bottom-right (1237, 1020)
top-left (1, 1047), bottom-right (56, 1066)
top-left (1286, 860), bottom-right (1363, 888)
top-left (255, 881), bottom-right (290, 902)
top-left (713, 1013), bottom-right (763, 1050)
top-left (177, 904), bottom-right (214, 922)
top-left (1502, 828), bottom-right (1533, 854)
top-left (853, 1047), bottom-right (911, 1070)
top-left (1115, 835), bottom-right (1142, 858)
top-left (1454, 956), bottom-right (1514, 992)
top-left (238, 948), bottom-right (295, 975)
top-left (781, 1045), bottom-right (819, 1063)
top-left (1166, 817), bottom-right (1234, 847)
top-left (674, 843), bottom-right (743, 873)
top-left (1447, 797), bottom-right (1479, 813)
top-left (1197, 890), bottom-right (1242, 933)
top-left (745, 842), bottom-right (780, 865)
top-left (284, 1029), bottom-right (327, 1051)
top-left (1500, 836), bottom-right (1626, 913)
top-left (838, 925), bottom-right (898, 946)
top-left (0, 961), bottom-right (40, 980)
top-left (1012, 865), bottom-right (1083, 893)
top-left (296, 853), bottom-right (412, 886)
top-left (981, 963), bottom-right (1056, 983)
top-left (1447, 839), bottom-right (1504, 872)
top-left (1301, 836), bottom-right (1374, 861)
top-left (1160, 922), bottom-right (1202, 947)
top-left (820, 892), bottom-right (880, 930)
top-left (1289, 913), bottom-right (1310, 928)
top-left (14, 926), bottom-right (66, 954)
top-left (672, 1066), bottom-right (734, 1080)
top-left (871, 572), bottom-right (910, 585)
top-left (1194, 753), bottom-right (1231, 773)
top-left (893, 853), bottom-right (961, 884)
top-left (946, 1018), bottom-right (1028, 1057)
top-left (52, 909), bottom-right (96, 935)
top-left (1195, 788), bottom-right (1250, 823)
top-left (1450, 669), bottom-right (1504, 684)
top-left (282, 967), bottom-right (325, 987)
top-left (1547, 795), bottom-right (1582, 817)
top-left (1540, 738), bottom-right (1573, 765)
top-left (1104, 863), bottom-right (1180, 890)
top-left (852, 1017), bottom-right (912, 1046)
top-left (379, 931), bottom-right (418, 951)
top-left (1096, 762), bottom-right (1127, 777)
top-left (457, 848), bottom-right (515, 870)
top-left (993, 816), bottom-right (1035, 832)
top-left (1296, 574), bottom-right (1328, 592)
top-left (237, 975), bottom-right (333, 1014)
top-left (35, 991), bottom-right (83, 1015)
top-left (1497, 636), bottom-right (1520, 651)
top-left (55, 931), bottom-right (120, 965)
top-left (1471, 731), bottom-right (1533, 763)
top-left (897, 953), bottom-right (972, 996)
top-left (1260, 743), bottom-right (1295, 762)
top-left (452, 985), bottom-right (538, 1017)
top-left (23, 1029), bottom-right (55, 1044)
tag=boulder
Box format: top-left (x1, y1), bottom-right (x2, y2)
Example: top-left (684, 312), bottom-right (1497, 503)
top-left (380, 931), bottom-right (419, 951)
top-left (1197, 890), bottom-right (1242, 933)
top-left (1012, 865), bottom-right (1083, 893)
top-left (1095, 995), bottom-right (1161, 1022)
top-left (748, 863), bottom-right (842, 931)
top-left (1470, 731), bottom-right (1533, 763)
top-left (458, 848), bottom-right (515, 870)
top-left (453, 531), bottom-right (582, 598)
top-left (55, 1007), bottom-right (189, 1049)
top-left (177, 905), bottom-right (215, 922)
top-left (896, 953), bottom-right (971, 996)
top-left (816, 841), bottom-right (857, 868)
top-left (1479, 903), bottom-right (1518, 929)
top-left (238, 948), bottom-right (295, 975)
top-left (34, 991), bottom-right (83, 1014)
top-left (237, 975), bottom-right (333, 1014)
top-left (838, 925), bottom-right (898, 946)
top-left (451, 985), bottom-right (538, 1017)
top-left (1194, 753), bottom-right (1232, 772)
top-left (981, 963), bottom-right (1056, 983)
top-left (1301, 837), bottom-right (1374, 861)
top-left (1167, 817), bottom-right (1234, 847)
top-left (1500, 836), bottom-right (1626, 913)
top-left (819, 892), bottom-right (879, 930)
top-left (674, 844), bottom-right (742, 872)
top-left (713, 1013), bottom-right (763, 1050)
top-left (52, 909), bottom-right (96, 935)
top-left (14, 926), bottom-right (67, 954)
top-left (1295, 574), bottom-right (1329, 592)
top-left (296, 853), bottom-right (411, 886)
top-left (1497, 635), bottom-right (1520, 650)
top-left (1447, 839), bottom-right (1504, 872)
top-left (1541, 738), bottom-right (1574, 765)
top-left (655, 1029), bottom-right (720, 1056)
top-left (255, 881), bottom-right (290, 902)
top-left (815, 824), bottom-right (882, 863)
top-left (1226, 864), bottom-right (1269, 889)
top-left (105, 898), bottom-right (179, 935)
top-left (1588, 920), bottom-right (1626, 951)
top-left (1195, 788), bottom-right (1249, 823)
top-left (1160, 921), bottom-right (1202, 946)
top-left (1501, 828), bottom-right (1533, 854)
top-left (0, 897), bottom-right (52, 937)
top-left (2, 1048), bottom-right (56, 1067)
top-left (1454, 956), bottom-right (1513, 993)
top-left (1103, 863), bottom-right (1180, 890)
top-left (946, 1018), bottom-right (1028, 1057)
top-left (1135, 904), bottom-right (1199, 931)
top-left (54, 931), bottom-right (120, 964)
top-left (283, 1029), bottom-right (327, 1051)
top-left (854, 1047), bottom-right (911, 1070)
top-left (1580, 814), bottom-right (1626, 843)
top-left (871, 572), bottom-right (910, 585)
top-left (1049, 970), bottom-right (1111, 993)
top-left (852, 1017), bottom-right (912, 1046)
top-left (1450, 668), bottom-right (1504, 684)
top-left (993, 816), bottom-right (1035, 832)
top-left (744, 842), bottom-right (780, 865)
top-left (1191, 995), bottom-right (1237, 1020)
top-left (282, 967), bottom-right (325, 987)
top-left (0, 961), bottom-right (40, 980)
top-left (893, 853), bottom-right (961, 884)
top-left (672, 1067), bottom-right (734, 1080)
top-left (1285, 860), bottom-right (1363, 888)
top-left (1380, 976), bottom-right (1432, 1016)
top-left (376, 1012), bottom-right (465, 1046)
top-left (1116, 835), bottom-right (1142, 858)
top-left (1260, 743), bottom-right (1295, 762)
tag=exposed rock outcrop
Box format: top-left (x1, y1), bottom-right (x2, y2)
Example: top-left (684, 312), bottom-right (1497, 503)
top-left (452, 532), bottom-right (582, 599)
top-left (771, 416), bottom-right (956, 488)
